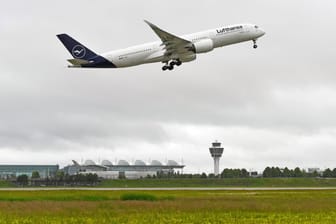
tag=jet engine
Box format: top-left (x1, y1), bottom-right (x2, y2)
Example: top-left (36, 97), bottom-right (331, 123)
top-left (193, 39), bottom-right (214, 53)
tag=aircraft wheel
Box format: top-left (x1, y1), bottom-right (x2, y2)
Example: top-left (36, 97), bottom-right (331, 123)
top-left (162, 65), bottom-right (168, 71)
top-left (253, 40), bottom-right (257, 49)
top-left (170, 61), bottom-right (176, 66)
top-left (176, 60), bottom-right (182, 66)
top-left (168, 65), bottom-right (174, 70)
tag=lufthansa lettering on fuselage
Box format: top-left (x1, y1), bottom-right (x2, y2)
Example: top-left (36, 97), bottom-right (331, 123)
top-left (216, 25), bottom-right (243, 34)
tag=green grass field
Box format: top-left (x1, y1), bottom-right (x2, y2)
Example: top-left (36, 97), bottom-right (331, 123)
top-left (3, 178), bottom-right (336, 189)
top-left (0, 189), bottom-right (335, 223)
top-left (99, 177), bottom-right (336, 188)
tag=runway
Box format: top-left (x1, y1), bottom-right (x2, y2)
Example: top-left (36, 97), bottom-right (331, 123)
top-left (1, 187), bottom-right (336, 191)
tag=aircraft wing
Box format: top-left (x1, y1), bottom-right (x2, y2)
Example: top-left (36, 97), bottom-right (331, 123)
top-left (144, 20), bottom-right (194, 58)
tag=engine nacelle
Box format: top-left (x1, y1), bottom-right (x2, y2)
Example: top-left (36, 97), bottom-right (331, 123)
top-left (193, 39), bottom-right (214, 53)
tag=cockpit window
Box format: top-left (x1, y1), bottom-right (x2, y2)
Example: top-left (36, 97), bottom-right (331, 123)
top-left (254, 25), bottom-right (259, 29)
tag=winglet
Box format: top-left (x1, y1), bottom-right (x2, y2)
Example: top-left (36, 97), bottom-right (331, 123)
top-left (144, 20), bottom-right (165, 38)
top-left (144, 20), bottom-right (156, 29)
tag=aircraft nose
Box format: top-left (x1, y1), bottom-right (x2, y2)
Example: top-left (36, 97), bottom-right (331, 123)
top-left (259, 29), bottom-right (266, 36)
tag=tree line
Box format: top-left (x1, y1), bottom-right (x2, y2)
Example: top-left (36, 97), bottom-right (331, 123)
top-left (14, 167), bottom-right (336, 185)
top-left (263, 167), bottom-right (336, 178)
top-left (16, 172), bottom-right (99, 187)
top-left (154, 167), bottom-right (336, 179)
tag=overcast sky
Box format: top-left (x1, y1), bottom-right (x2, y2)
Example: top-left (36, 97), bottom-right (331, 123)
top-left (1, 0), bottom-right (335, 173)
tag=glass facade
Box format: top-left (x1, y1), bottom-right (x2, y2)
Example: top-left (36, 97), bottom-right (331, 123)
top-left (0, 165), bottom-right (59, 179)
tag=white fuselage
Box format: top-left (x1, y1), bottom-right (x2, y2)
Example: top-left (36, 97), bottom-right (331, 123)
top-left (101, 24), bottom-right (265, 68)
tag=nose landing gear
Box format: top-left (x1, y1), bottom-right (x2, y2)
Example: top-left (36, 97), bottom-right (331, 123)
top-left (161, 59), bottom-right (182, 71)
top-left (253, 40), bottom-right (258, 49)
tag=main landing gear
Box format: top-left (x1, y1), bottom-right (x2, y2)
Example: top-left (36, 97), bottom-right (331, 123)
top-left (253, 40), bottom-right (258, 49)
top-left (162, 59), bottom-right (182, 71)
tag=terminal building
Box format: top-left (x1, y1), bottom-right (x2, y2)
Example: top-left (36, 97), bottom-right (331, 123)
top-left (63, 159), bottom-right (185, 179)
top-left (0, 165), bottom-right (59, 179)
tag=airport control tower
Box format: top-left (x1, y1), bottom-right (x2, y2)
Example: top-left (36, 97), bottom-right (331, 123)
top-left (209, 141), bottom-right (224, 176)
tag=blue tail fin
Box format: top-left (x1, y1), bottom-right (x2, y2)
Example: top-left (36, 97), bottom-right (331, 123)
top-left (56, 34), bottom-right (98, 60)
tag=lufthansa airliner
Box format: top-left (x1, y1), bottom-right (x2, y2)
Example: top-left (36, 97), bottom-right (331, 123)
top-left (57, 20), bottom-right (265, 71)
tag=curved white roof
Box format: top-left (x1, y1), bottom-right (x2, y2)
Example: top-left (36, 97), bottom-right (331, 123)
top-left (101, 160), bottom-right (113, 166)
top-left (151, 160), bottom-right (162, 166)
top-left (167, 160), bottom-right (179, 166)
top-left (84, 160), bottom-right (96, 166)
top-left (118, 160), bottom-right (129, 165)
top-left (134, 160), bottom-right (146, 166)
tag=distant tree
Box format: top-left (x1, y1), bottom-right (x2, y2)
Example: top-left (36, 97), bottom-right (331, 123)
top-left (208, 173), bottom-right (215, 178)
top-left (241, 169), bottom-right (249, 178)
top-left (306, 170), bottom-right (320, 178)
top-left (323, 168), bottom-right (333, 178)
top-left (31, 171), bottom-right (40, 179)
top-left (283, 167), bottom-right (292, 177)
top-left (64, 174), bottom-right (71, 183)
top-left (17, 174), bottom-right (28, 186)
top-left (185, 174), bottom-right (193, 178)
top-left (56, 170), bottom-right (65, 181)
top-left (332, 168), bottom-right (336, 178)
top-left (87, 173), bottom-right (98, 185)
top-left (221, 169), bottom-right (249, 178)
top-left (192, 174), bottom-right (201, 178)
top-left (201, 172), bottom-right (207, 178)
top-left (302, 169), bottom-right (308, 177)
top-left (311, 170), bottom-right (320, 177)
top-left (263, 167), bottom-right (272, 177)
top-left (232, 169), bottom-right (240, 178)
top-left (156, 171), bottom-right (162, 178)
top-left (293, 167), bottom-right (303, 177)
top-left (221, 169), bottom-right (232, 178)
top-left (286, 169), bottom-right (293, 177)
top-left (272, 167), bottom-right (282, 177)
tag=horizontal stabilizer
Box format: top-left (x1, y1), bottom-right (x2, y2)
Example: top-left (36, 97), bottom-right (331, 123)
top-left (67, 58), bottom-right (90, 66)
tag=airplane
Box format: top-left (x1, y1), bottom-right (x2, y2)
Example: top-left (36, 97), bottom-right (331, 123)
top-left (57, 20), bottom-right (265, 71)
